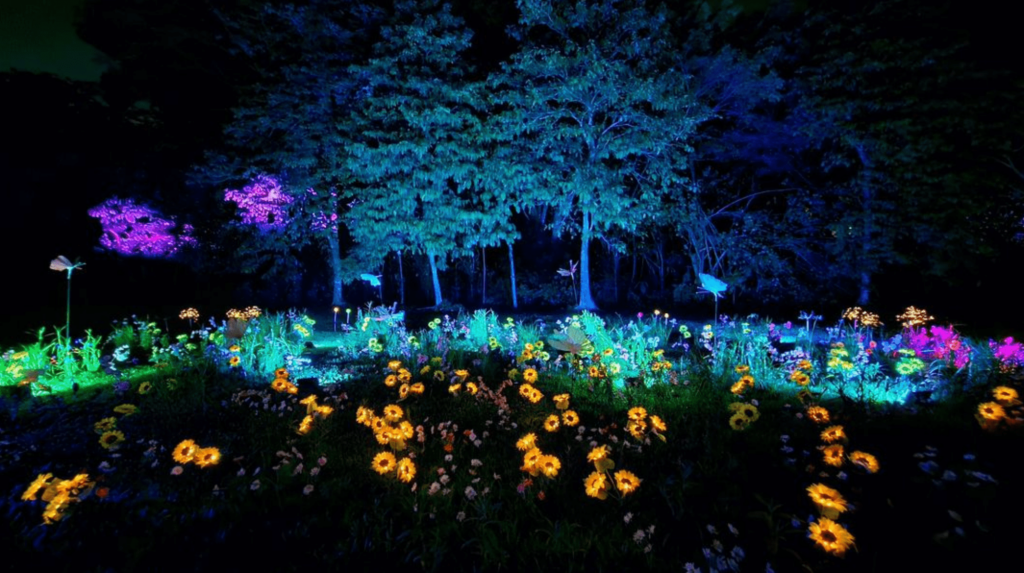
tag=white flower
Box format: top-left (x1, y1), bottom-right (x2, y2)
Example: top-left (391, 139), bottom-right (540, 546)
top-left (712, 539), bottom-right (724, 553)
top-left (465, 486), bottom-right (477, 500)
top-left (633, 530), bottom-right (646, 544)
top-left (456, 511), bottom-right (466, 522)
top-left (624, 512), bottom-right (633, 524)
top-left (428, 482), bottom-right (441, 496)
top-left (309, 467), bottom-right (320, 477)
top-left (237, 468), bottom-right (246, 476)
top-left (728, 523), bottom-right (739, 536)
top-left (250, 479), bottom-right (261, 490)
top-left (440, 474), bottom-right (450, 485)
top-left (303, 484), bottom-right (314, 495)
top-left (471, 459), bottom-right (483, 467)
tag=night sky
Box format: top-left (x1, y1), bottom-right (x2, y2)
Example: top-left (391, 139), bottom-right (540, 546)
top-left (0, 0), bottom-right (104, 81)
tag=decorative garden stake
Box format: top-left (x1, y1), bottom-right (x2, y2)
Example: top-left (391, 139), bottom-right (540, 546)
top-left (333, 307), bottom-right (339, 332)
top-left (556, 260), bottom-right (579, 306)
top-left (698, 273), bottom-right (728, 322)
top-left (50, 255), bottom-right (85, 341)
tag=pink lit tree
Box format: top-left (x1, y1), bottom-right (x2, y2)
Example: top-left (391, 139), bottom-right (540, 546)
top-left (88, 197), bottom-right (197, 257)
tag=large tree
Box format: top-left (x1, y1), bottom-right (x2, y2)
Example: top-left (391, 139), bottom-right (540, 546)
top-left (488, 0), bottom-right (706, 310)
top-left (344, 0), bottom-right (488, 308)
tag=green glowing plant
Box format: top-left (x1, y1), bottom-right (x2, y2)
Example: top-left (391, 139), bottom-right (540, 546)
top-left (49, 255), bottom-right (85, 341)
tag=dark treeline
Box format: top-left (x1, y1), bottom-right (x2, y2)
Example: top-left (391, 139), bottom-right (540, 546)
top-left (3, 0), bottom-right (1024, 345)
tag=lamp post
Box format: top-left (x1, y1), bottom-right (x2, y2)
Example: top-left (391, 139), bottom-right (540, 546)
top-left (333, 306), bottom-right (339, 332)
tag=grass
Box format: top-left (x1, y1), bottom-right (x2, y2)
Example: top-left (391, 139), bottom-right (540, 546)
top-left (1, 306), bottom-right (1022, 572)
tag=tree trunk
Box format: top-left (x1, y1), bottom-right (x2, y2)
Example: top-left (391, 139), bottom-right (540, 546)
top-left (481, 246), bottom-right (487, 306)
top-left (577, 211), bottom-right (598, 310)
top-left (328, 230), bottom-right (345, 306)
top-left (612, 248), bottom-right (620, 304)
top-left (428, 251), bottom-right (443, 307)
top-left (508, 241), bottom-right (518, 309)
top-left (397, 250), bottom-right (405, 307)
top-left (855, 143), bottom-right (874, 306)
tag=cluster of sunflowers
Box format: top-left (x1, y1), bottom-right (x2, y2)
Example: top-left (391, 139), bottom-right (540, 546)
top-left (583, 444), bottom-right (641, 500)
top-left (297, 394), bottom-right (335, 435)
top-left (975, 385), bottom-right (1023, 432)
top-left (270, 367), bottom-right (298, 394)
top-left (729, 365), bottom-right (756, 395)
top-left (518, 341), bottom-right (551, 364)
top-left (799, 401), bottom-right (880, 558)
top-left (727, 401), bottom-right (760, 431)
top-left (226, 306), bottom-right (262, 320)
top-left (447, 369), bottom-right (479, 396)
top-left (826, 344), bottom-right (855, 372)
top-left (625, 406), bottom-right (667, 442)
top-left (21, 472), bottom-right (95, 524)
top-left (516, 432), bottom-right (562, 479)
top-left (172, 439), bottom-right (222, 469)
top-left (385, 360), bottom-right (426, 399)
top-left (356, 403), bottom-right (417, 484)
top-left (789, 359), bottom-right (814, 387)
top-left (518, 367), bottom-right (544, 404)
top-left (94, 403), bottom-right (138, 450)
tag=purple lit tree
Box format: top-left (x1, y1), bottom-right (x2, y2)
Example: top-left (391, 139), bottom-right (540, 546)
top-left (223, 174), bottom-right (294, 232)
top-left (88, 197), bottom-right (197, 257)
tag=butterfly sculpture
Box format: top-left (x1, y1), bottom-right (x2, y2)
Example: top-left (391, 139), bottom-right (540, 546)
top-left (360, 273), bottom-right (382, 287)
top-left (547, 326), bottom-right (591, 355)
top-left (698, 273), bottom-right (728, 321)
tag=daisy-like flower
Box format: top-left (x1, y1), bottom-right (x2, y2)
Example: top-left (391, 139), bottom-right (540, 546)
top-left (730, 381), bottom-right (748, 395)
top-left (388, 360), bottom-right (402, 372)
top-left (588, 365), bottom-right (602, 378)
top-left (562, 410), bottom-right (580, 427)
top-left (516, 433), bottom-right (538, 452)
top-left (522, 448), bottom-right (544, 475)
top-left (539, 455), bottom-right (561, 478)
top-left (410, 383), bottom-right (425, 395)
top-left (993, 386), bottom-right (1019, 404)
top-left (553, 393), bottom-right (571, 410)
top-left (797, 359), bottom-right (814, 371)
top-left (807, 483), bottom-right (848, 519)
top-left (523, 368), bottom-right (538, 384)
top-left (21, 473), bottom-right (54, 501)
top-left (848, 451), bottom-right (880, 474)
top-left (113, 404), bottom-right (137, 416)
top-left (527, 388), bottom-right (544, 404)
top-left (729, 413), bottom-right (750, 431)
top-left (173, 439), bottom-right (199, 464)
top-left (808, 518), bottom-right (856, 557)
top-left (791, 371), bottom-right (811, 386)
top-left (627, 420), bottom-right (646, 440)
top-left (396, 458), bottom-right (416, 483)
top-left (398, 384), bottom-right (410, 399)
top-left (398, 421), bottom-right (415, 440)
top-left (372, 451), bottom-right (398, 475)
top-left (519, 384), bottom-right (535, 399)
top-left (627, 407), bottom-right (648, 422)
top-left (822, 444), bottom-right (845, 467)
top-left (397, 369), bottom-right (412, 383)
top-left (420, 365), bottom-right (431, 376)
top-left (384, 374), bottom-right (398, 387)
top-left (466, 382), bottom-right (479, 395)
top-left (449, 383), bottom-right (462, 394)
top-left (977, 402), bottom-right (1006, 421)
top-left (739, 403), bottom-right (759, 422)
top-left (194, 447), bottom-right (221, 468)
top-left (454, 369), bottom-right (469, 380)
top-left (820, 425), bottom-right (846, 444)
top-left (383, 404), bottom-right (404, 423)
top-left (649, 415), bottom-right (667, 433)
top-left (138, 382), bottom-right (153, 395)
top-left (544, 414), bottom-right (561, 432)
top-left (738, 374), bottom-right (755, 390)
top-left (94, 417), bottom-right (117, 434)
top-left (735, 365), bottom-right (750, 374)
top-left (228, 344), bottom-right (241, 353)
top-left (275, 367), bottom-right (289, 379)
top-left (229, 355), bottom-right (241, 367)
top-left (355, 406), bottom-right (374, 426)
top-left (99, 430), bottom-right (126, 450)
top-left (807, 406), bottom-right (830, 424)
top-left (614, 470), bottom-right (641, 495)
top-left (584, 471), bottom-right (609, 500)
top-left (433, 370), bottom-right (446, 382)
top-left (587, 445), bottom-right (610, 462)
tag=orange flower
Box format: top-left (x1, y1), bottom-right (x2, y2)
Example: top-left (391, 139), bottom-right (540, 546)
top-left (820, 425), bottom-right (846, 444)
top-left (613, 470), bottom-right (641, 495)
top-left (822, 444), bottom-right (845, 467)
top-left (807, 406), bottom-right (830, 424)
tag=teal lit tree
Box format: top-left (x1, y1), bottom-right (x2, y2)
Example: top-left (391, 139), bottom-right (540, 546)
top-left (345, 0), bottom-right (486, 308)
top-left (488, 0), bottom-right (706, 310)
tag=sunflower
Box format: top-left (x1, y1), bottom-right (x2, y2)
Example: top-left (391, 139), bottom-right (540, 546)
top-left (454, 369), bottom-right (469, 380)
top-left (807, 406), bottom-right (830, 424)
top-left (398, 384), bottom-right (410, 399)
top-left (388, 360), bottom-right (402, 372)
top-left (797, 359), bottom-right (814, 371)
top-left (448, 383), bottom-right (462, 394)
top-left (553, 393), bottom-right (570, 410)
top-left (822, 444), bottom-right (845, 467)
top-left (627, 419), bottom-right (647, 440)
top-left (383, 404), bottom-right (404, 423)
top-left (22, 473), bottom-right (54, 501)
top-left (729, 381), bottom-right (747, 395)
top-left (791, 372), bottom-right (811, 386)
top-left (820, 425), bottom-right (846, 443)
top-left (370, 416), bottom-right (387, 433)
top-left (194, 447), bottom-right (221, 468)
top-left (396, 458), bottom-right (416, 483)
top-left (739, 404), bottom-right (760, 422)
top-left (372, 451), bottom-right (398, 475)
top-left (275, 367), bottom-right (289, 379)
top-left (397, 369), bottom-right (412, 383)
top-left (520, 383), bottom-right (537, 399)
top-left (521, 448), bottom-right (544, 475)
top-left (271, 378), bottom-right (290, 392)
top-left (627, 406), bottom-right (648, 422)
top-left (384, 374), bottom-right (399, 387)
top-left (355, 406), bottom-right (374, 426)
top-left (537, 455), bottom-right (561, 478)
top-left (97, 430), bottom-right (125, 450)
top-left (94, 417), bottom-right (117, 434)
top-left (739, 374), bottom-right (755, 389)
top-left (848, 451), bottom-right (880, 474)
top-left (433, 370), bottom-right (446, 382)
top-left (523, 368), bottom-right (538, 384)
top-left (525, 343), bottom-right (535, 352)
top-left (466, 382), bottom-right (479, 395)
top-left (588, 365), bottom-right (603, 378)
top-left (562, 410), bottom-right (580, 427)
top-left (735, 364), bottom-right (751, 374)
top-left (977, 402), bottom-right (1006, 421)
top-left (729, 413), bottom-right (750, 431)
top-left (614, 470), bottom-right (641, 495)
top-left (808, 518), bottom-right (856, 557)
top-left (228, 345), bottom-right (241, 353)
top-left (420, 365), bottom-right (431, 376)
top-left (993, 386), bottom-right (1019, 404)
top-left (584, 471), bottom-right (610, 500)
top-left (516, 433), bottom-right (538, 452)
top-left (410, 383), bottom-right (425, 395)
top-left (173, 439), bottom-right (199, 464)
top-left (113, 404), bottom-right (137, 416)
top-left (298, 415), bottom-right (315, 435)
top-left (544, 415), bottom-right (561, 432)
top-left (807, 483), bottom-right (848, 519)
top-left (229, 355), bottom-right (241, 367)
top-left (138, 382), bottom-right (153, 395)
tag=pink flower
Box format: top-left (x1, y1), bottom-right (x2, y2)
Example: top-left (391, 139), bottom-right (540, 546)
top-left (171, 465), bottom-right (184, 476)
